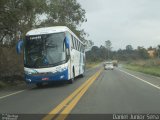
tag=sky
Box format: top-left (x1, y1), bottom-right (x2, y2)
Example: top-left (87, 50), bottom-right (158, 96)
top-left (77, 0), bottom-right (160, 50)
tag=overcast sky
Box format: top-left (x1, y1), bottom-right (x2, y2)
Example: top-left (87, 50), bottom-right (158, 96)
top-left (77, 0), bottom-right (160, 50)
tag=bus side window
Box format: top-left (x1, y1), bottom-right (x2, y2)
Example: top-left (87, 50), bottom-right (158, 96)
top-left (80, 43), bottom-right (82, 52)
top-left (81, 43), bottom-right (83, 52)
top-left (78, 40), bottom-right (80, 51)
top-left (75, 38), bottom-right (78, 50)
top-left (81, 45), bottom-right (83, 52)
top-left (79, 42), bottom-right (81, 52)
top-left (80, 42), bottom-right (82, 52)
top-left (82, 45), bottom-right (84, 52)
top-left (73, 37), bottom-right (75, 50)
top-left (71, 35), bottom-right (74, 49)
top-left (77, 40), bottom-right (79, 51)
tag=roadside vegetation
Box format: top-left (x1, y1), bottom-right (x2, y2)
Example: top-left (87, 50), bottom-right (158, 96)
top-left (0, 81), bottom-right (6, 88)
top-left (124, 59), bottom-right (160, 77)
top-left (0, 79), bottom-right (25, 89)
top-left (86, 61), bottom-right (101, 69)
top-left (85, 44), bottom-right (160, 78)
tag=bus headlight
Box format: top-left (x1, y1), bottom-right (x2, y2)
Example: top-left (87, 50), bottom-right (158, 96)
top-left (60, 75), bottom-right (64, 79)
top-left (26, 79), bottom-right (32, 82)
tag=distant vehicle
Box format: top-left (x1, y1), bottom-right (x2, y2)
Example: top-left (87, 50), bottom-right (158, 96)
top-left (104, 62), bottom-right (114, 70)
top-left (112, 60), bottom-right (118, 67)
top-left (16, 26), bottom-right (86, 87)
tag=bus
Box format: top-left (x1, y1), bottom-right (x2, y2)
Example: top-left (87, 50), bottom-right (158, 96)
top-left (17, 26), bottom-right (86, 87)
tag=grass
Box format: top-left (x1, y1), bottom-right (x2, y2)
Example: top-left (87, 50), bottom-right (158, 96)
top-left (86, 61), bottom-right (100, 69)
top-left (124, 64), bottom-right (160, 77)
top-left (0, 81), bottom-right (7, 88)
top-left (0, 75), bottom-right (25, 89)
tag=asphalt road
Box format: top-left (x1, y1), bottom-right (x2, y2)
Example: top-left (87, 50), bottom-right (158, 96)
top-left (0, 65), bottom-right (160, 120)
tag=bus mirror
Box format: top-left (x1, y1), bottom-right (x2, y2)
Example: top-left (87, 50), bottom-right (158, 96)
top-left (16, 40), bottom-right (24, 54)
top-left (64, 37), bottom-right (70, 49)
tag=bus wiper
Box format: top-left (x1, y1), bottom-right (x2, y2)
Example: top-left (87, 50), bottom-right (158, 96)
top-left (44, 60), bottom-right (66, 67)
top-left (54, 60), bottom-right (66, 65)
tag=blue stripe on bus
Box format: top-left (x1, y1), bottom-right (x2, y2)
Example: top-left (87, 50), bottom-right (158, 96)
top-left (25, 69), bottom-right (68, 84)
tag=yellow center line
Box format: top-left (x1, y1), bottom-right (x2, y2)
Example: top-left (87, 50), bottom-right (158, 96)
top-left (55, 70), bottom-right (102, 120)
top-left (42, 69), bottom-right (102, 120)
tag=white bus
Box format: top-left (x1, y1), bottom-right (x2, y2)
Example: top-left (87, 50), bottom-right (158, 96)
top-left (17, 26), bottom-right (85, 87)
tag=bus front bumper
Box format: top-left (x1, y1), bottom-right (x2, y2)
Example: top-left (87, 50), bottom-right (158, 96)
top-left (25, 69), bottom-right (68, 84)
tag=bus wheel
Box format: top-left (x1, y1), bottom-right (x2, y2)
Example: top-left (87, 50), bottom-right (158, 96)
top-left (36, 83), bottom-right (43, 88)
top-left (68, 71), bottom-right (75, 84)
top-left (80, 73), bottom-right (85, 77)
top-left (80, 67), bottom-right (85, 77)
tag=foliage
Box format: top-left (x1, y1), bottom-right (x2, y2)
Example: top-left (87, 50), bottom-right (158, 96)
top-left (37, 0), bottom-right (87, 41)
top-left (137, 46), bottom-right (149, 59)
top-left (157, 45), bottom-right (160, 58)
top-left (0, 0), bottom-right (87, 46)
top-left (86, 61), bottom-right (100, 69)
top-left (48, 0), bottom-right (86, 26)
top-left (126, 45), bottom-right (133, 52)
top-left (86, 45), bottom-right (113, 62)
top-left (0, 0), bottom-right (47, 46)
top-left (86, 44), bottom-right (150, 62)
top-left (105, 40), bottom-right (111, 50)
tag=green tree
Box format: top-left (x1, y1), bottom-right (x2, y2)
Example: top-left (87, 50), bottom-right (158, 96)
top-left (0, 0), bottom-right (87, 46)
top-left (126, 45), bottom-right (133, 51)
top-left (40, 0), bottom-right (87, 41)
top-left (0, 0), bottom-right (47, 46)
top-left (137, 46), bottom-right (149, 59)
top-left (157, 45), bottom-right (160, 59)
top-left (105, 40), bottom-right (112, 60)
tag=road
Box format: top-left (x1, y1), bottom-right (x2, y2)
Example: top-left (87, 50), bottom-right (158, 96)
top-left (0, 65), bottom-right (160, 120)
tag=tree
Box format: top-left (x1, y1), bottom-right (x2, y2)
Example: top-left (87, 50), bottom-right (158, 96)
top-left (0, 0), bottom-right (87, 46)
top-left (0, 0), bottom-right (47, 46)
top-left (137, 46), bottom-right (149, 59)
top-left (126, 45), bottom-right (133, 51)
top-left (100, 45), bottom-right (107, 60)
top-left (39, 0), bottom-right (87, 40)
top-left (148, 46), bottom-right (153, 50)
top-left (49, 0), bottom-right (86, 25)
top-left (157, 45), bottom-right (160, 59)
top-left (105, 40), bottom-right (112, 60)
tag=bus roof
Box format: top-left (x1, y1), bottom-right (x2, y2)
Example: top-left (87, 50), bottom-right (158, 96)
top-left (26, 26), bottom-right (83, 44)
top-left (26, 26), bottom-right (69, 35)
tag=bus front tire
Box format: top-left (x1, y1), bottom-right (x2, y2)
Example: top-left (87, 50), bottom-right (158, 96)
top-left (80, 68), bottom-right (85, 77)
top-left (68, 78), bottom-right (74, 84)
top-left (68, 71), bottom-right (75, 84)
top-left (81, 70), bottom-right (85, 77)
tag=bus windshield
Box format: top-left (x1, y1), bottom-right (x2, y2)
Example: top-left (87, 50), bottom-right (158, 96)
top-left (24, 32), bottom-right (66, 68)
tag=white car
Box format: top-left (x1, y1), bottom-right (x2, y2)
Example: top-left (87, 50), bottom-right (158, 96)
top-left (104, 64), bottom-right (114, 70)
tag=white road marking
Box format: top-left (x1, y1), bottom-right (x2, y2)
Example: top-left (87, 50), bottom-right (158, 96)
top-left (118, 69), bottom-right (160, 90)
top-left (0, 90), bottom-right (25, 99)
